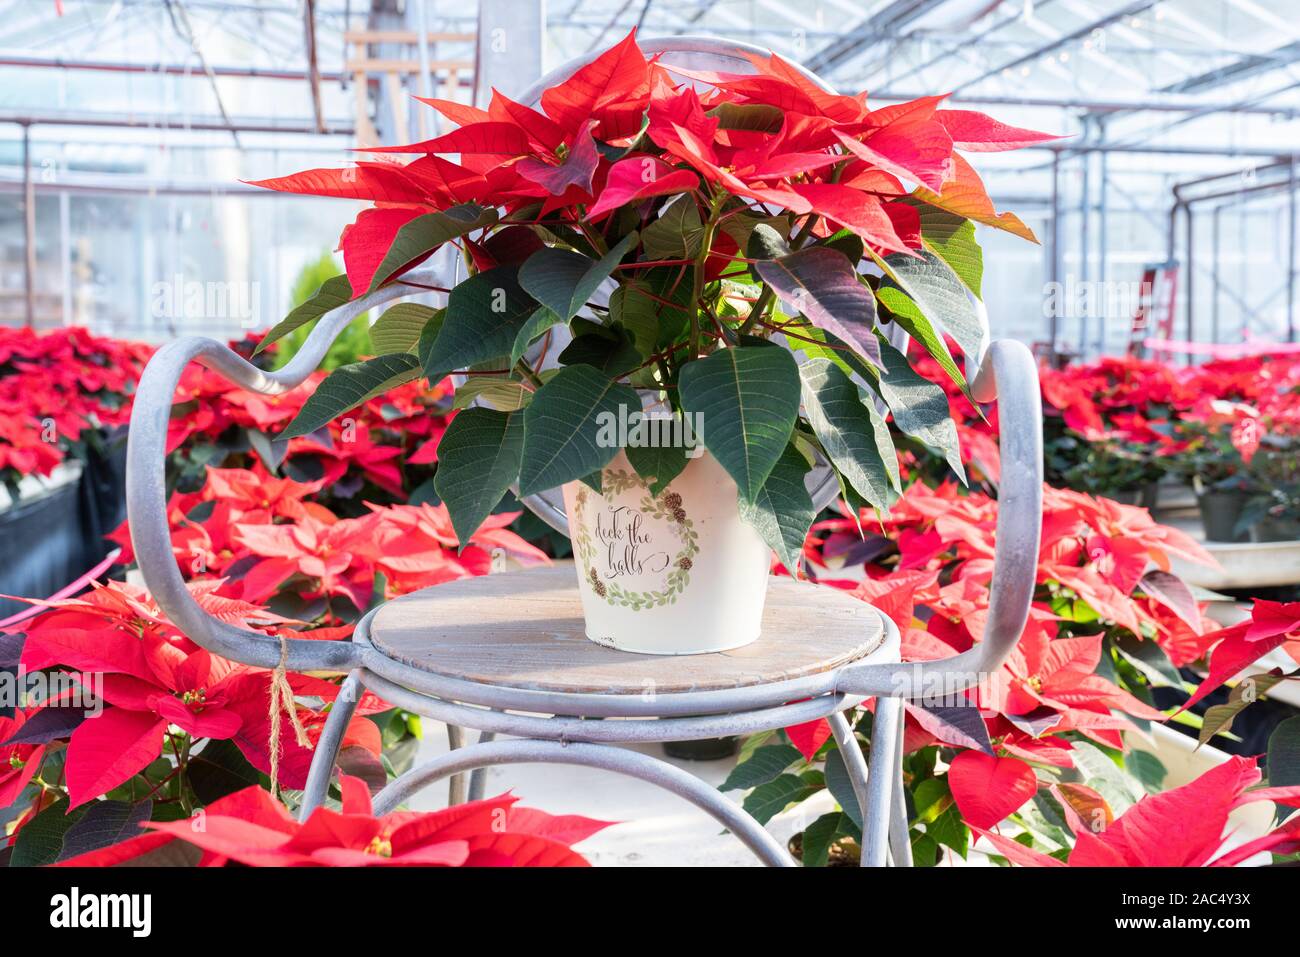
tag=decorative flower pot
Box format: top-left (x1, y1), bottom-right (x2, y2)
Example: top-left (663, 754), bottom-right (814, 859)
top-left (1197, 489), bottom-right (1249, 543)
top-left (561, 450), bottom-right (770, 654)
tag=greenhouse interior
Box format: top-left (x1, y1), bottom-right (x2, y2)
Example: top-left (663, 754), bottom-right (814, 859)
top-left (2, 0), bottom-right (1300, 896)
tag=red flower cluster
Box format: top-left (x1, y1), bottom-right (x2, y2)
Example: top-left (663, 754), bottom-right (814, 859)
top-left (792, 480), bottom-right (1217, 780)
top-left (109, 462), bottom-right (546, 613)
top-left (12, 579), bottom-right (387, 810)
top-left (975, 755), bottom-right (1300, 867)
top-left (0, 326), bottom-right (150, 480)
top-left (251, 29), bottom-right (1053, 295)
top-left (59, 775), bottom-right (611, 867)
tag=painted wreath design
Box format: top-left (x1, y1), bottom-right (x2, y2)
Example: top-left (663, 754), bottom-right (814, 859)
top-left (573, 469), bottom-right (699, 611)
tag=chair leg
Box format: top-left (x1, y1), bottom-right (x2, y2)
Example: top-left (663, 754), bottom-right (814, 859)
top-left (826, 709), bottom-right (869, 826)
top-left (299, 671), bottom-right (362, 821)
top-left (863, 697), bottom-right (902, 867)
top-left (446, 724), bottom-right (466, 805)
top-left (467, 729), bottom-right (496, 802)
top-left (888, 713), bottom-right (913, 867)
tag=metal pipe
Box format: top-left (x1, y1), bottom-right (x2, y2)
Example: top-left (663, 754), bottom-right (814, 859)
top-left (303, 0), bottom-right (325, 134)
top-left (1290, 159), bottom-right (1297, 343)
top-left (369, 739), bottom-right (797, 866)
top-left (1185, 203), bottom-right (1195, 363)
top-left (1080, 121), bottom-right (1091, 357)
top-left (21, 122), bottom-right (34, 328)
top-left (1049, 151), bottom-right (1061, 358)
top-left (957, 0), bottom-right (1160, 91)
top-left (863, 697), bottom-right (901, 867)
top-left (0, 112), bottom-right (355, 135)
top-left (1096, 119), bottom-right (1109, 356)
top-left (414, 0), bottom-right (434, 103)
top-left (1212, 204), bottom-right (1222, 346)
top-left (869, 88), bottom-right (1300, 118)
top-left (0, 54), bottom-right (348, 82)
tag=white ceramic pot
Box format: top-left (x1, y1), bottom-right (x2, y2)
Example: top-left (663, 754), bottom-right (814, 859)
top-left (561, 451), bottom-right (771, 654)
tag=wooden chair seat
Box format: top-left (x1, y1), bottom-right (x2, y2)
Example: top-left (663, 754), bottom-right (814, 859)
top-left (368, 565), bottom-right (888, 696)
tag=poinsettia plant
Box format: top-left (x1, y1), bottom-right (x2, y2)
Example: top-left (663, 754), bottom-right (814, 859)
top-left (251, 30), bottom-right (1055, 559)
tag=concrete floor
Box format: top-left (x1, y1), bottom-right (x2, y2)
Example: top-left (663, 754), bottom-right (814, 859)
top-left (407, 723), bottom-right (839, 866)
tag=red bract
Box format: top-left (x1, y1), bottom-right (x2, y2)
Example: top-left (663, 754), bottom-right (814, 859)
top-left (1183, 600), bottom-right (1300, 711)
top-left (948, 752), bottom-right (1037, 829)
top-left (0, 710), bottom-right (47, 809)
top-left (975, 756), bottom-right (1300, 867)
top-left (250, 29), bottom-right (1049, 272)
top-left (59, 776), bottom-right (612, 867)
top-left (0, 326), bottom-right (151, 481)
top-left (16, 579), bottom-right (338, 805)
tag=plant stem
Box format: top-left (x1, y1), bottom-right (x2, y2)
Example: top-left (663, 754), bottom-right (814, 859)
top-left (738, 284), bottom-right (775, 338)
top-left (689, 191), bottom-right (727, 356)
top-left (514, 359), bottom-right (545, 390)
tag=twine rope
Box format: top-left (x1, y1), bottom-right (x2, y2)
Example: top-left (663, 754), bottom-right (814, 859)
top-left (267, 635), bottom-right (312, 802)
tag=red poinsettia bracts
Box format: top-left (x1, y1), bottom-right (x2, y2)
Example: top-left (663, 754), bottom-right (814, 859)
top-left (15, 580), bottom-right (336, 805)
top-left (247, 29), bottom-right (1053, 294)
top-left (58, 775), bottom-right (613, 867)
top-left (973, 756), bottom-right (1300, 867)
top-left (0, 326), bottom-right (151, 481)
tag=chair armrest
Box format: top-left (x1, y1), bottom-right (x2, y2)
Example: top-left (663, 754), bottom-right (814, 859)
top-left (835, 337), bottom-right (1044, 698)
top-left (125, 271), bottom-right (436, 671)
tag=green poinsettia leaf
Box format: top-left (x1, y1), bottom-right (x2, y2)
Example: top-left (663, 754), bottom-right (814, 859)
top-left (281, 353), bottom-right (421, 439)
top-left (433, 407), bottom-right (525, 550)
top-left (608, 268), bottom-right (694, 349)
top-left (754, 247), bottom-right (882, 369)
top-left (558, 327), bottom-right (642, 377)
top-left (255, 274), bottom-right (354, 355)
top-left (881, 248), bottom-right (987, 373)
top-left (625, 437), bottom-right (690, 497)
top-left (677, 342), bottom-right (801, 502)
top-left (642, 195), bottom-right (704, 260)
top-left (423, 265), bottom-right (537, 378)
top-left (876, 282), bottom-right (968, 397)
top-left (800, 358), bottom-right (895, 511)
top-left (908, 202), bottom-right (982, 297)
top-left (738, 442), bottom-right (815, 574)
top-left (451, 376), bottom-right (533, 412)
top-left (873, 338), bottom-right (966, 484)
top-left (518, 365), bottom-right (639, 496)
top-left (518, 230), bottom-right (638, 322)
top-left (369, 302), bottom-right (440, 355)
top-left (510, 305), bottom-right (567, 365)
top-left (367, 203), bottom-right (498, 292)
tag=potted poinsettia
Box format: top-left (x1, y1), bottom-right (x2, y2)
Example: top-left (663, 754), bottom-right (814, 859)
top-left (251, 30), bottom-right (1053, 654)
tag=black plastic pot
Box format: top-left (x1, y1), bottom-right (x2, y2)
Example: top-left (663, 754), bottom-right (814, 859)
top-left (663, 736), bottom-right (740, 761)
top-left (0, 432), bottom-right (127, 620)
top-left (1197, 489), bottom-right (1250, 543)
top-left (1250, 517), bottom-right (1300, 543)
top-left (1106, 483), bottom-right (1159, 509)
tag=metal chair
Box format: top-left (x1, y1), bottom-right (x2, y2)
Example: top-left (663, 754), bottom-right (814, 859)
top-left (125, 37), bottom-right (1043, 867)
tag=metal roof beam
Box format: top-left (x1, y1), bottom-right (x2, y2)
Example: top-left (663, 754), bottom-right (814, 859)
top-left (804, 0), bottom-right (949, 74)
top-left (957, 0), bottom-right (1159, 90)
top-left (1159, 39), bottom-right (1300, 95)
